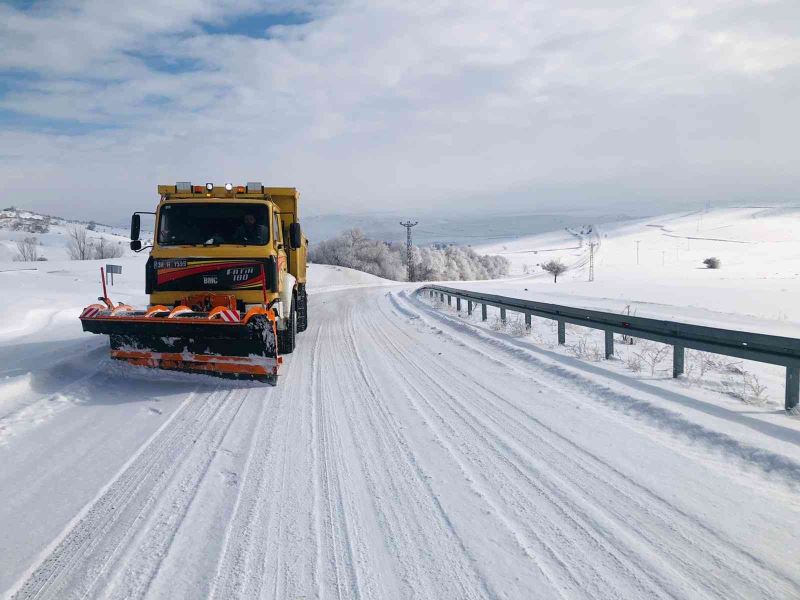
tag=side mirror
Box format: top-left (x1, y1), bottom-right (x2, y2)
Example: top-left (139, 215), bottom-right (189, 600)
top-left (130, 239), bottom-right (142, 251)
top-left (289, 222), bottom-right (302, 249)
top-left (130, 213), bottom-right (141, 241)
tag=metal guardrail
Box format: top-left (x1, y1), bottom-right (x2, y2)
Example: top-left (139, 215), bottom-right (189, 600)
top-left (417, 284), bottom-right (800, 411)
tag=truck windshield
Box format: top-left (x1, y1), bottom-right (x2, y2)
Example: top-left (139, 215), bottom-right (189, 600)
top-left (158, 203), bottom-right (270, 246)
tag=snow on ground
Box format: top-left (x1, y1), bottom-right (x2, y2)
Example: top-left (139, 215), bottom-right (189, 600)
top-left (473, 206), bottom-right (800, 334)
top-left (1, 207), bottom-right (799, 599)
top-left (306, 262), bottom-right (395, 292)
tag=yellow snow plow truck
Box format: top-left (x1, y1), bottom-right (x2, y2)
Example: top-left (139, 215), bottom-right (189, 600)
top-left (79, 182), bottom-right (308, 382)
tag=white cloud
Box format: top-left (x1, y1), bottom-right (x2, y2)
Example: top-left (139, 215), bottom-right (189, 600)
top-left (0, 0), bottom-right (798, 222)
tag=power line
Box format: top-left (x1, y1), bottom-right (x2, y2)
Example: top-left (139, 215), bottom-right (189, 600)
top-left (400, 220), bottom-right (418, 281)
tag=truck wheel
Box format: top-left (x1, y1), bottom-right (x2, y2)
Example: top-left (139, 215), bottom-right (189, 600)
top-left (277, 299), bottom-right (297, 354)
top-left (296, 287), bottom-right (308, 332)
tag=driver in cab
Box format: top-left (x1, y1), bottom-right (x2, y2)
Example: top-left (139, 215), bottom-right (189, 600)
top-left (234, 212), bottom-right (268, 245)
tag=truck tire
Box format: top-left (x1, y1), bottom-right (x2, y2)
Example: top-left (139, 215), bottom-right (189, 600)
top-left (277, 298), bottom-right (297, 354)
top-left (296, 286), bottom-right (308, 332)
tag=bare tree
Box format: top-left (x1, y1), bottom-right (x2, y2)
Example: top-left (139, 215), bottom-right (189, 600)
top-left (541, 259), bottom-right (568, 282)
top-left (14, 236), bottom-right (40, 262)
top-left (66, 225), bottom-right (92, 260)
top-left (93, 237), bottom-right (124, 259)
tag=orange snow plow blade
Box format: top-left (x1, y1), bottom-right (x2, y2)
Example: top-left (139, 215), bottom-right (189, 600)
top-left (79, 300), bottom-right (281, 381)
top-left (110, 350), bottom-right (282, 377)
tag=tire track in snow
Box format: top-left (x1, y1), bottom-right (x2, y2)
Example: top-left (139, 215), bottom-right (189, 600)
top-left (206, 387), bottom-right (282, 599)
top-left (364, 300), bottom-right (581, 599)
top-left (423, 353), bottom-right (800, 598)
top-left (96, 387), bottom-right (249, 599)
top-left (390, 291), bottom-right (800, 598)
top-left (8, 385), bottom-right (226, 599)
top-left (313, 317), bottom-right (369, 600)
top-left (336, 304), bottom-right (495, 599)
top-left (367, 302), bottom-right (654, 598)
top-left (209, 329), bottom-right (319, 600)
top-left (378, 295), bottom-right (720, 598)
top-left (259, 333), bottom-right (321, 600)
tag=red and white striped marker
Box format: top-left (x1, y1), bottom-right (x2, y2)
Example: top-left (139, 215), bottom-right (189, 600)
top-left (216, 309), bottom-right (240, 322)
top-left (80, 306), bottom-right (104, 318)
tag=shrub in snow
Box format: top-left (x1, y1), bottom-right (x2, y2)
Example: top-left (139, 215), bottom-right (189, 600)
top-left (507, 316), bottom-right (530, 337)
top-left (14, 236), bottom-right (40, 262)
top-left (309, 229), bottom-right (509, 281)
top-left (541, 259), bottom-right (568, 282)
top-left (93, 237), bottom-right (125, 259)
top-left (625, 353), bottom-right (644, 373)
top-left (66, 225), bottom-right (93, 260)
top-left (703, 257), bottom-right (721, 269)
top-left (489, 316), bottom-right (506, 331)
top-left (570, 335), bottom-right (603, 361)
top-left (633, 340), bottom-right (670, 376)
top-left (722, 371), bottom-right (768, 405)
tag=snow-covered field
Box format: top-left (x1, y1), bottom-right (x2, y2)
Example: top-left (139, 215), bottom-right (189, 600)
top-left (1, 207), bottom-right (799, 599)
top-left (474, 206), bottom-right (800, 333)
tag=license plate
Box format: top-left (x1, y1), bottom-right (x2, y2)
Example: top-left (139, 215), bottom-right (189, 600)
top-left (154, 258), bottom-right (188, 269)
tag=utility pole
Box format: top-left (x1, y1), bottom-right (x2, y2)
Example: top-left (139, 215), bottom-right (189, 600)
top-left (400, 220), bottom-right (418, 281)
top-left (588, 242), bottom-right (596, 281)
top-left (635, 240), bottom-right (641, 265)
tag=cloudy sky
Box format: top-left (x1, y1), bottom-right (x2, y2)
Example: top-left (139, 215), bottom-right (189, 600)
top-left (0, 0), bottom-right (798, 222)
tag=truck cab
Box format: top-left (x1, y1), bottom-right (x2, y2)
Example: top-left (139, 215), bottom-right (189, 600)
top-left (130, 182), bottom-right (308, 353)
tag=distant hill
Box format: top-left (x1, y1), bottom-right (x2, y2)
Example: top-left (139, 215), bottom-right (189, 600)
top-left (302, 210), bottom-right (636, 246)
top-left (0, 208), bottom-right (131, 263)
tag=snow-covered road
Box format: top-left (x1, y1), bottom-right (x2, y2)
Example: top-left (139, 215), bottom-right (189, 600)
top-left (3, 277), bottom-right (800, 599)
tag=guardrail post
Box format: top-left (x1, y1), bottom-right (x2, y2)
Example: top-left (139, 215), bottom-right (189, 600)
top-left (525, 313), bottom-right (531, 331)
top-left (605, 330), bottom-right (614, 358)
top-left (467, 300), bottom-right (473, 316)
top-left (481, 304), bottom-right (487, 321)
top-left (673, 345), bottom-right (685, 378)
top-left (447, 295), bottom-right (452, 306)
top-left (500, 308), bottom-right (506, 323)
top-left (557, 320), bottom-right (565, 345)
top-left (786, 367), bottom-right (799, 411)
top-left (456, 297), bottom-right (461, 311)
top-left (439, 293), bottom-right (444, 302)
top-left (429, 290), bottom-right (433, 298)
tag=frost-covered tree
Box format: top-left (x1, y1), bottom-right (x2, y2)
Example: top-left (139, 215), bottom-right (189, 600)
top-left (310, 229), bottom-right (406, 280)
top-left (541, 259), bottom-right (568, 282)
top-left (310, 229), bottom-right (509, 281)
